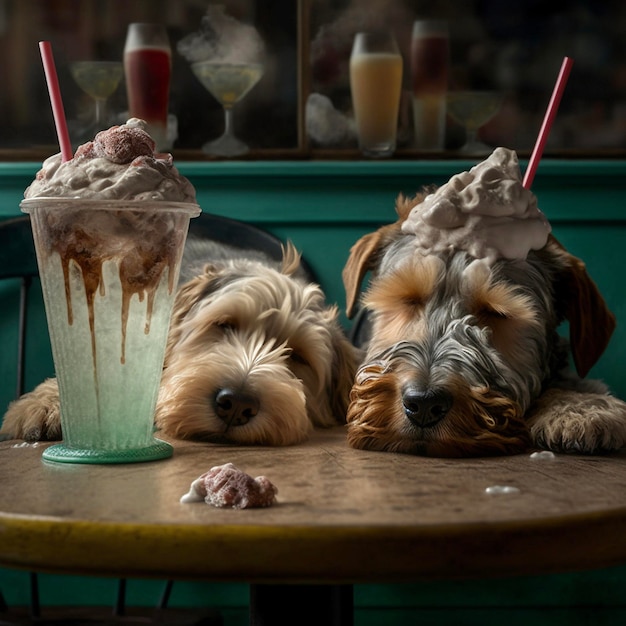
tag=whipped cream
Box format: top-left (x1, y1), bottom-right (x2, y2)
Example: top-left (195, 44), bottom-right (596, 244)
top-left (25, 119), bottom-right (196, 203)
top-left (401, 148), bottom-right (551, 262)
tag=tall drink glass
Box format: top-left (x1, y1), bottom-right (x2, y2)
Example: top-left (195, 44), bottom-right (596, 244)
top-left (21, 199), bottom-right (200, 464)
top-left (410, 20), bottom-right (449, 151)
top-left (124, 23), bottom-right (171, 149)
top-left (350, 32), bottom-right (403, 158)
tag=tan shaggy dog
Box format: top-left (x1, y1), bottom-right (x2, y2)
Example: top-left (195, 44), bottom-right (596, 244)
top-left (1, 238), bottom-right (358, 446)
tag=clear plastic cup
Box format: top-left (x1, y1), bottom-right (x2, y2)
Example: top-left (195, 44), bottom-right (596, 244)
top-left (21, 198), bottom-right (201, 464)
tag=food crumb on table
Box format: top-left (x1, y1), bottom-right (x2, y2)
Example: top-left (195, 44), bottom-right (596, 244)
top-left (180, 462), bottom-right (278, 509)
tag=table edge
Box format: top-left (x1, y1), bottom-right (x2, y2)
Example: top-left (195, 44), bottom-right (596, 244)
top-left (3, 505), bottom-right (626, 583)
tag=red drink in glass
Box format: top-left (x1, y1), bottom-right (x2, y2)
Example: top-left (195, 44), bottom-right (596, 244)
top-left (411, 35), bottom-right (448, 95)
top-left (410, 21), bottom-right (449, 150)
top-left (124, 48), bottom-right (171, 127)
top-left (124, 24), bottom-right (171, 149)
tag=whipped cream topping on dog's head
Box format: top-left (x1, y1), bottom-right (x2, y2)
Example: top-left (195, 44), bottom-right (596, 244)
top-left (401, 147), bottom-right (551, 263)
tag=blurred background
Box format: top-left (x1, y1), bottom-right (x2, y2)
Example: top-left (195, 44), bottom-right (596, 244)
top-left (0, 0), bottom-right (625, 158)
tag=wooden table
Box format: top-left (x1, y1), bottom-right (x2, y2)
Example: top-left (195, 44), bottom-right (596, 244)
top-left (2, 426), bottom-right (626, 624)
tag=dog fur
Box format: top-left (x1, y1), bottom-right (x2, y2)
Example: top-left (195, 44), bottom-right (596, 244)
top-left (1, 238), bottom-right (358, 446)
top-left (343, 193), bottom-right (626, 457)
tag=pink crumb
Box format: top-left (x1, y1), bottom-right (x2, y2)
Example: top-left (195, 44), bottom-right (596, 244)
top-left (181, 463), bottom-right (278, 509)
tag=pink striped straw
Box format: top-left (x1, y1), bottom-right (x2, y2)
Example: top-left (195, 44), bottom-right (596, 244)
top-left (39, 41), bottom-right (73, 162)
top-left (523, 56), bottom-right (574, 189)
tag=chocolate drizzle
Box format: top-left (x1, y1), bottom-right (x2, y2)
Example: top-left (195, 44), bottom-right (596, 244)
top-left (117, 230), bottom-right (180, 364)
top-left (37, 207), bottom-right (185, 369)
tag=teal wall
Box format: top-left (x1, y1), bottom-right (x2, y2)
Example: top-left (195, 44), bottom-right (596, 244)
top-left (2, 159), bottom-right (626, 622)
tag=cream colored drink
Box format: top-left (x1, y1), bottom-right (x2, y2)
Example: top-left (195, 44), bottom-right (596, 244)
top-left (350, 33), bottom-right (403, 158)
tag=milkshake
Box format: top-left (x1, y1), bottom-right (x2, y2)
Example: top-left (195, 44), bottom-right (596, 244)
top-left (23, 119), bottom-right (200, 463)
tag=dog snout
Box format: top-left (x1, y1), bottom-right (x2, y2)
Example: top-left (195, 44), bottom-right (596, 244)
top-left (402, 386), bottom-right (452, 428)
top-left (214, 388), bottom-right (260, 426)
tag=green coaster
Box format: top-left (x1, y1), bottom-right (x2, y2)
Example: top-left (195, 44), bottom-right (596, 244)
top-left (42, 439), bottom-right (173, 464)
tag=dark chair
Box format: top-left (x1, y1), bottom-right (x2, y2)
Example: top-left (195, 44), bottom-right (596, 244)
top-left (0, 216), bottom-right (39, 400)
top-left (0, 211), bottom-right (314, 624)
top-left (186, 211), bottom-right (318, 282)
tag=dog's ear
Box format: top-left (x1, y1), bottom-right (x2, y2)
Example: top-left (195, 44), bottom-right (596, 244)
top-left (280, 242), bottom-right (302, 276)
top-left (341, 194), bottom-right (423, 319)
top-left (343, 228), bottom-right (390, 319)
top-left (164, 267), bottom-right (225, 363)
top-left (171, 274), bottom-right (207, 327)
top-left (550, 235), bottom-right (616, 377)
top-left (343, 193), bottom-right (426, 319)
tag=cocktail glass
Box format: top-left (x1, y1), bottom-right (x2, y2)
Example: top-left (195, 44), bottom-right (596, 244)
top-left (447, 91), bottom-right (503, 154)
top-left (70, 61), bottom-right (123, 131)
top-left (190, 61), bottom-right (264, 157)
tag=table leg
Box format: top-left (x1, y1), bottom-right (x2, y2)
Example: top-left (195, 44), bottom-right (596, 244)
top-left (249, 583), bottom-right (353, 626)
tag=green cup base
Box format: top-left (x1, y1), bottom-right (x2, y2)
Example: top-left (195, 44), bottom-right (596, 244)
top-left (42, 439), bottom-right (173, 464)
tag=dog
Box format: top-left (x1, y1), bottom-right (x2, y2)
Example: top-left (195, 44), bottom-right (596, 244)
top-left (343, 193), bottom-right (626, 457)
top-left (0, 237), bottom-right (358, 446)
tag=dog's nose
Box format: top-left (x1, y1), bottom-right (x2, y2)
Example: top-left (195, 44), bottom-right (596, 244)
top-left (214, 388), bottom-right (260, 426)
top-left (402, 386), bottom-right (452, 428)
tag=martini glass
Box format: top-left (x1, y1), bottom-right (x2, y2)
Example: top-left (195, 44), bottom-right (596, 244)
top-left (70, 61), bottom-right (124, 131)
top-left (446, 91), bottom-right (503, 154)
top-left (191, 61), bottom-right (264, 157)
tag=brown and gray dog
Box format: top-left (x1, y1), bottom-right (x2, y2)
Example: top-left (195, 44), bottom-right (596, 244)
top-left (343, 194), bottom-right (626, 457)
top-left (1, 238), bottom-right (358, 446)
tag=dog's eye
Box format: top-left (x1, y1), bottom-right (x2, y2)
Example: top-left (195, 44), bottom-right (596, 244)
top-left (289, 351), bottom-right (310, 366)
top-left (483, 308), bottom-right (508, 319)
top-left (477, 307), bottom-right (509, 325)
top-left (403, 296), bottom-right (425, 309)
top-left (216, 320), bottom-right (236, 332)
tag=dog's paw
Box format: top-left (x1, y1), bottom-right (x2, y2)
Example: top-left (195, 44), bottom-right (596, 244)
top-left (528, 388), bottom-right (626, 454)
top-left (0, 378), bottom-right (62, 442)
